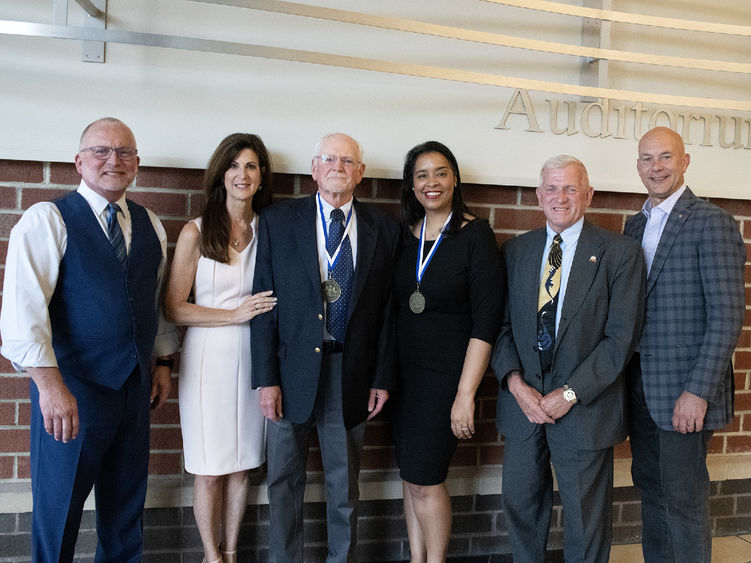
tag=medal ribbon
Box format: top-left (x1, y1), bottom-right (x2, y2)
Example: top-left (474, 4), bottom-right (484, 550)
top-left (317, 193), bottom-right (354, 275)
top-left (416, 212), bottom-right (453, 286)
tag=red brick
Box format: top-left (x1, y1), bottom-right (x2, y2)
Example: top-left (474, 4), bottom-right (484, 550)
top-left (149, 401), bottom-right (180, 425)
top-left (136, 166), bottom-right (203, 191)
top-left (0, 354), bottom-right (13, 374)
top-left (18, 402), bottom-right (30, 426)
top-left (480, 444), bottom-right (503, 465)
top-left (0, 376), bottom-right (29, 400)
top-left (744, 264), bottom-right (751, 284)
top-left (0, 402), bottom-right (15, 425)
top-left (148, 452), bottom-right (183, 475)
top-left (496, 208), bottom-right (545, 232)
top-left (0, 212), bottom-right (21, 237)
top-left (49, 162), bottom-right (80, 185)
top-left (0, 160), bottom-right (44, 183)
top-left (471, 206), bottom-right (491, 221)
top-left (20, 187), bottom-right (73, 209)
top-left (495, 232), bottom-right (516, 246)
top-left (520, 187), bottom-right (539, 207)
top-left (361, 446), bottom-right (396, 470)
top-left (17, 454), bottom-right (30, 478)
top-left (709, 434), bottom-right (726, 454)
top-left (735, 351), bottom-right (751, 371)
top-left (477, 398), bottom-right (498, 420)
top-left (160, 218), bottom-right (187, 244)
top-left (306, 450), bottom-right (323, 471)
top-left (726, 435), bottom-right (751, 453)
top-left (723, 414), bottom-right (742, 433)
top-left (463, 184), bottom-right (517, 206)
top-left (0, 186), bottom-right (17, 209)
top-left (709, 198), bottom-right (751, 218)
top-left (473, 421), bottom-right (497, 442)
top-left (734, 390), bottom-right (751, 411)
top-left (375, 178), bottom-right (401, 200)
top-left (452, 444), bottom-right (479, 466)
top-left (273, 173), bottom-right (296, 196)
top-left (127, 191), bottom-right (187, 217)
top-left (744, 221), bottom-right (751, 239)
top-left (363, 422), bottom-right (392, 447)
top-left (590, 192), bottom-right (645, 212)
top-left (149, 427), bottom-right (182, 450)
top-left (188, 193), bottom-right (206, 218)
top-left (0, 455), bottom-right (13, 479)
top-left (614, 440), bottom-right (632, 459)
top-left (0, 428), bottom-right (29, 452)
top-left (0, 240), bottom-right (8, 265)
top-left (585, 213), bottom-right (626, 233)
top-left (300, 175), bottom-right (317, 195)
top-left (737, 330), bottom-right (751, 349)
top-left (737, 372), bottom-right (750, 391)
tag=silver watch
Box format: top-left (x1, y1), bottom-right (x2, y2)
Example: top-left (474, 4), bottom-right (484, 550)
top-left (563, 384), bottom-right (578, 404)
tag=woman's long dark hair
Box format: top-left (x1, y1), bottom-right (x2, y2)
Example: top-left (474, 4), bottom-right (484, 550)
top-left (400, 140), bottom-right (474, 240)
top-left (200, 133), bottom-right (273, 263)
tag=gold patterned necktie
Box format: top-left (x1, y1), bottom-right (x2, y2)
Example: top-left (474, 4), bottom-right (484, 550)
top-left (537, 234), bottom-right (563, 369)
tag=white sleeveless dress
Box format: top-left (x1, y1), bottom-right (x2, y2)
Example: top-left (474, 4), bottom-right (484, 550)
top-left (178, 217), bottom-right (266, 475)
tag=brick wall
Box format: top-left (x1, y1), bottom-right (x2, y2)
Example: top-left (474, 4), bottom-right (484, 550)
top-left (0, 159), bottom-right (750, 559)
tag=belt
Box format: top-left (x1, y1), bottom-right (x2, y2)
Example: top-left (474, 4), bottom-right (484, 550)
top-left (322, 340), bottom-right (343, 353)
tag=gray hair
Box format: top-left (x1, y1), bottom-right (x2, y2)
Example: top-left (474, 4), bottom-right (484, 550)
top-left (313, 133), bottom-right (364, 162)
top-left (539, 155), bottom-right (589, 187)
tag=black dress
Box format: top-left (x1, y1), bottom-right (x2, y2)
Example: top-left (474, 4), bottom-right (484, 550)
top-left (393, 218), bottom-right (503, 486)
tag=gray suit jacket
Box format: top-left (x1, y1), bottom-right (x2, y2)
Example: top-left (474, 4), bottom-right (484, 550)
top-left (493, 220), bottom-right (645, 450)
top-left (624, 187), bottom-right (745, 431)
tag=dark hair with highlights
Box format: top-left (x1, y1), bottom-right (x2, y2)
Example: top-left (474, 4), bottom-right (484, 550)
top-left (200, 133), bottom-right (273, 263)
top-left (400, 140), bottom-right (475, 240)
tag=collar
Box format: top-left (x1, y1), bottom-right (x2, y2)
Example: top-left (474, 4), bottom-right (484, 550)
top-left (317, 192), bottom-right (353, 220)
top-left (545, 216), bottom-right (584, 247)
top-left (78, 180), bottom-right (129, 219)
top-left (641, 185), bottom-right (686, 218)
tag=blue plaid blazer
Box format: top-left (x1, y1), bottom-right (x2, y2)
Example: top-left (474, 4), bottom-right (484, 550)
top-left (624, 188), bottom-right (746, 431)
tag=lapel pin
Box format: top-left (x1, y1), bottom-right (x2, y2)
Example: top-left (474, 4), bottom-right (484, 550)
top-left (589, 256), bottom-right (597, 262)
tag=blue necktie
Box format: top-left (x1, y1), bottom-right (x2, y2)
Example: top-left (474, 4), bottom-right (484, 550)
top-left (106, 202), bottom-right (128, 270)
top-left (326, 208), bottom-right (354, 342)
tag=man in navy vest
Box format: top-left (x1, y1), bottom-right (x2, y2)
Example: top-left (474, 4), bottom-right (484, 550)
top-left (0, 117), bottom-right (178, 562)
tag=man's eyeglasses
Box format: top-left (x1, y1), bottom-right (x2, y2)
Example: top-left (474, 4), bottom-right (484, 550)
top-left (80, 146), bottom-right (138, 161)
top-left (315, 154), bottom-right (359, 167)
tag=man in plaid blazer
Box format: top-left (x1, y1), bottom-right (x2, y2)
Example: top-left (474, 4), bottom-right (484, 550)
top-left (624, 127), bottom-right (746, 563)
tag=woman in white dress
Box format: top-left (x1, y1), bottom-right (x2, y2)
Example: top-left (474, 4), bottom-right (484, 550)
top-left (165, 133), bottom-right (277, 563)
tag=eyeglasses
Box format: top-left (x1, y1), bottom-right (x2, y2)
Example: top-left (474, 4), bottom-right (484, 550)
top-left (80, 146), bottom-right (138, 161)
top-left (315, 154), bottom-right (359, 167)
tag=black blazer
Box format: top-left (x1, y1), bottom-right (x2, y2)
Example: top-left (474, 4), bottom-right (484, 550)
top-left (251, 194), bottom-right (399, 429)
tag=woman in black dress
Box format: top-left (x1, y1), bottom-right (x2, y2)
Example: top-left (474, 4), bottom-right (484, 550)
top-left (393, 141), bottom-right (503, 561)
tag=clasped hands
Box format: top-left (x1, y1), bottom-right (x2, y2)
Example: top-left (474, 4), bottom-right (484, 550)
top-left (507, 371), bottom-right (573, 424)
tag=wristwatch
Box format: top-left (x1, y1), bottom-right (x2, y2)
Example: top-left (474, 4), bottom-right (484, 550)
top-left (562, 384), bottom-right (578, 404)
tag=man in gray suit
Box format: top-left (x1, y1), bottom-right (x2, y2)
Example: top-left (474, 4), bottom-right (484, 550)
top-left (624, 127), bottom-right (745, 563)
top-left (492, 155), bottom-right (645, 562)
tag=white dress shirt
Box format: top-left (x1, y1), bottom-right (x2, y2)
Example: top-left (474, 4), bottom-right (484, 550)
top-left (315, 193), bottom-right (358, 341)
top-left (640, 185), bottom-right (686, 275)
top-left (540, 217), bottom-right (584, 335)
top-left (0, 180), bottom-right (179, 369)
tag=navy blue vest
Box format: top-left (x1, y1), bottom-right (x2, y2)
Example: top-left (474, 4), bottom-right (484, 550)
top-left (49, 191), bottom-right (162, 389)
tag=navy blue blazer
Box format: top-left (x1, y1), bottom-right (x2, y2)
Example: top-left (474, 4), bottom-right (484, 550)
top-left (624, 188), bottom-right (746, 431)
top-left (251, 194), bottom-right (399, 429)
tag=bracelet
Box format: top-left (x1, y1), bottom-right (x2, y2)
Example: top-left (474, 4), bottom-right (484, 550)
top-left (156, 357), bottom-right (175, 369)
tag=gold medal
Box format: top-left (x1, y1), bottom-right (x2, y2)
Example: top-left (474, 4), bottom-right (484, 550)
top-left (322, 278), bottom-right (342, 303)
top-left (409, 290), bottom-right (426, 314)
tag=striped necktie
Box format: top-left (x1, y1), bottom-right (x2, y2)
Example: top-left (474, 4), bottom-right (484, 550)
top-left (106, 202), bottom-right (128, 270)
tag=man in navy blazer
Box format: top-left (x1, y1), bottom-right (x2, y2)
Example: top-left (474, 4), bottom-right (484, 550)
top-left (251, 133), bottom-right (398, 562)
top-left (492, 155), bottom-right (644, 562)
top-left (624, 127), bottom-right (746, 562)
top-left (0, 118), bottom-right (177, 562)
